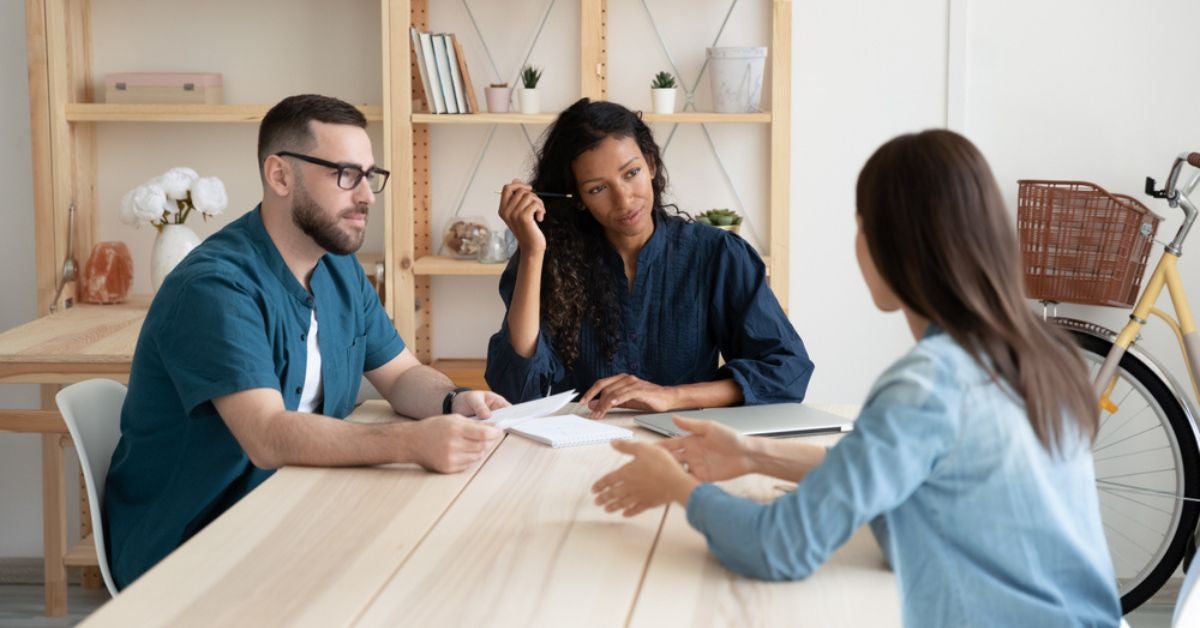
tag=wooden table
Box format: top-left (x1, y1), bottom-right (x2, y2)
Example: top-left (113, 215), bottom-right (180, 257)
top-left (0, 301), bottom-right (147, 616)
top-left (79, 403), bottom-right (900, 627)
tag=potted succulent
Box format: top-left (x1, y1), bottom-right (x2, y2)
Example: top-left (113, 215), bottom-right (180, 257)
top-left (484, 82), bottom-right (512, 113)
top-left (650, 71), bottom-right (677, 114)
top-left (518, 65), bottom-right (543, 114)
top-left (695, 208), bottom-right (742, 234)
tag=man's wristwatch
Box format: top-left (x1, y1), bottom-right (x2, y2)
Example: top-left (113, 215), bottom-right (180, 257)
top-left (442, 387), bottom-right (472, 414)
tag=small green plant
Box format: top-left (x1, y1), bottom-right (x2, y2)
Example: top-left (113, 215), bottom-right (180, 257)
top-left (520, 66), bottom-right (543, 89)
top-left (695, 208), bottom-right (742, 226)
top-left (650, 71), bottom-right (677, 89)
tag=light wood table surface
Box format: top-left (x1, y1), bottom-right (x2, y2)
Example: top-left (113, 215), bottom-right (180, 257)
top-left (80, 402), bottom-right (901, 627)
top-left (0, 300), bottom-right (148, 616)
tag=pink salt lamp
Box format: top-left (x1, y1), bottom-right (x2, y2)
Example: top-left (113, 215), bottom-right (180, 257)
top-left (79, 241), bottom-right (133, 304)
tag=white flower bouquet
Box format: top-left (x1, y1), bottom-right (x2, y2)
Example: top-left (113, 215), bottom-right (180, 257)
top-left (120, 167), bottom-right (228, 230)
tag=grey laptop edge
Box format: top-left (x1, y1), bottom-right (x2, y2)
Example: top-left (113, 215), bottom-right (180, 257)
top-left (633, 403), bottom-right (853, 438)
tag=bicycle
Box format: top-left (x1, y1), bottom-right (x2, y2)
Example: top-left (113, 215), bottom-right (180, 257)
top-left (1018, 152), bottom-right (1200, 614)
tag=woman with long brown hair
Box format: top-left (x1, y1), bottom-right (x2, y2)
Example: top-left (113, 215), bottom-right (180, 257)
top-left (485, 98), bottom-right (813, 416)
top-left (591, 130), bottom-right (1121, 626)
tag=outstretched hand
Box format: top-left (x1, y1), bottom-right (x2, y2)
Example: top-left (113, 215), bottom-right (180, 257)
top-left (658, 415), bottom-right (755, 482)
top-left (591, 439), bottom-right (699, 517)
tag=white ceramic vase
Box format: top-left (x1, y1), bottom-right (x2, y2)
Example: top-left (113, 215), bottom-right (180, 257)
top-left (651, 88), bottom-right (677, 114)
top-left (518, 88), bottom-right (540, 114)
top-left (150, 224), bottom-right (200, 291)
top-left (706, 46), bottom-right (767, 113)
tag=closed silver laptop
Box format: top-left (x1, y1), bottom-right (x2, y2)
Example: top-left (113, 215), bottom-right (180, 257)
top-left (633, 403), bottom-right (853, 438)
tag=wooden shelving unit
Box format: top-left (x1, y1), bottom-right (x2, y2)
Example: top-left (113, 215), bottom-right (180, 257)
top-left (20, 1), bottom-right (790, 613)
top-left (28, 0), bottom-right (791, 385)
top-left (411, 112), bottom-right (771, 125)
top-left (64, 103), bottom-right (384, 123)
top-left (396, 0), bottom-right (792, 383)
top-left (23, 1), bottom-right (398, 613)
top-left (413, 255), bottom-right (507, 276)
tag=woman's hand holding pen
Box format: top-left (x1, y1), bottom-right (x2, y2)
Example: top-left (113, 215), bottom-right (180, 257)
top-left (498, 179), bottom-right (547, 257)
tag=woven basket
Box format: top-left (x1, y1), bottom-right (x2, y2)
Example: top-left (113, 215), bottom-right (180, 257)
top-left (1017, 180), bottom-right (1163, 307)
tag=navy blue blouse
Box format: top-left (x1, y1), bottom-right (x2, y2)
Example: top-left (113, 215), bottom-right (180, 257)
top-left (485, 216), bottom-right (814, 404)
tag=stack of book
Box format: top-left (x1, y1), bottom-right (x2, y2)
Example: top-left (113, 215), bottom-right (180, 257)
top-left (410, 28), bottom-right (480, 114)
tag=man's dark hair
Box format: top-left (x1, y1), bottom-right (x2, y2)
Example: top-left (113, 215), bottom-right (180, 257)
top-left (257, 94), bottom-right (367, 175)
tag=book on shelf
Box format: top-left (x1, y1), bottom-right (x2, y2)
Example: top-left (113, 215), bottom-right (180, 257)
top-left (410, 28), bottom-right (478, 115)
top-left (409, 28), bottom-right (435, 113)
top-left (416, 30), bottom-right (446, 114)
top-left (430, 34), bottom-right (459, 114)
top-left (440, 34), bottom-right (469, 114)
top-left (450, 35), bottom-right (480, 114)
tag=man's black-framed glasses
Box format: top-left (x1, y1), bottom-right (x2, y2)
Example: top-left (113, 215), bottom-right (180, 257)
top-left (275, 151), bottom-right (390, 193)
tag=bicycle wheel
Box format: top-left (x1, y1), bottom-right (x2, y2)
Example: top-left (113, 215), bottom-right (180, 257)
top-left (1069, 330), bottom-right (1200, 613)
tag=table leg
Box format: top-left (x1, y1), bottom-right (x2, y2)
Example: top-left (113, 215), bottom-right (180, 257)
top-left (41, 432), bottom-right (67, 616)
top-left (78, 467), bottom-right (101, 589)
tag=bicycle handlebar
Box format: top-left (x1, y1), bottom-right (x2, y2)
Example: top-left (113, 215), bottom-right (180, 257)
top-left (1159, 152), bottom-right (1200, 254)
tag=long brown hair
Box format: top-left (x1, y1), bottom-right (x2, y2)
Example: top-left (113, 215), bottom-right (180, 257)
top-left (856, 129), bottom-right (1097, 452)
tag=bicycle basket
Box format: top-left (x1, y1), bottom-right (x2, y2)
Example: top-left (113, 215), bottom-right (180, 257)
top-left (1017, 180), bottom-right (1163, 307)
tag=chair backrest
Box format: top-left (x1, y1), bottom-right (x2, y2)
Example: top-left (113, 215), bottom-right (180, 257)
top-left (55, 379), bottom-right (127, 597)
top-left (1176, 557), bottom-right (1200, 627)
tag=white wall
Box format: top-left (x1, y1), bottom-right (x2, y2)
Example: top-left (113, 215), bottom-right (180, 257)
top-left (3, 0), bottom-right (1200, 562)
top-left (791, 0), bottom-right (951, 403)
top-left (962, 0), bottom-right (1200, 398)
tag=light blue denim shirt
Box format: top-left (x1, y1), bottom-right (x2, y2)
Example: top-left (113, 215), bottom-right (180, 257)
top-left (686, 328), bottom-right (1121, 627)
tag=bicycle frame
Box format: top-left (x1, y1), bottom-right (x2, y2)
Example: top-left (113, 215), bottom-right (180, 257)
top-left (1096, 153), bottom-right (1200, 412)
top-left (1097, 252), bottom-right (1200, 411)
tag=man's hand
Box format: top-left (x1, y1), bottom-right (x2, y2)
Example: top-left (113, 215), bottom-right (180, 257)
top-left (659, 415), bottom-right (756, 482)
top-left (591, 440), bottom-right (699, 517)
top-left (406, 415), bottom-right (503, 473)
top-left (580, 374), bottom-right (679, 419)
top-left (452, 390), bottom-right (510, 420)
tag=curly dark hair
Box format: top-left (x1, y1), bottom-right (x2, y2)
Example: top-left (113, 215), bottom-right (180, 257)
top-left (530, 98), bottom-right (675, 368)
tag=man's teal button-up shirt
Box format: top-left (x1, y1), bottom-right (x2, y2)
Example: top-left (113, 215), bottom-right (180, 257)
top-left (103, 206), bottom-right (404, 589)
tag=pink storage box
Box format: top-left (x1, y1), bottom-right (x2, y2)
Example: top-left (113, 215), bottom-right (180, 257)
top-left (104, 73), bottom-right (224, 104)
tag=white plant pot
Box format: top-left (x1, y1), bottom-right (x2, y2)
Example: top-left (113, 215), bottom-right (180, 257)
top-left (706, 46), bottom-right (767, 113)
top-left (150, 224), bottom-right (201, 291)
top-left (518, 88), bottom-right (540, 114)
top-left (651, 88), bottom-right (677, 114)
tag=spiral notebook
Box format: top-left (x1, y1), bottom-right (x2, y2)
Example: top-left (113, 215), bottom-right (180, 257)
top-left (507, 414), bottom-right (633, 448)
top-left (478, 390), bottom-right (633, 447)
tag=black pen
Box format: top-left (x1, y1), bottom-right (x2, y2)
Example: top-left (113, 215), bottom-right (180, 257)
top-left (494, 190), bottom-right (574, 199)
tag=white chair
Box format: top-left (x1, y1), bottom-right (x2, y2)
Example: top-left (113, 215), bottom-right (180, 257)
top-left (1176, 558), bottom-right (1200, 627)
top-left (55, 379), bottom-right (126, 597)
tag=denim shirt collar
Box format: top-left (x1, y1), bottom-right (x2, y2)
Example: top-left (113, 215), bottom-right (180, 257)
top-left (245, 205), bottom-right (327, 307)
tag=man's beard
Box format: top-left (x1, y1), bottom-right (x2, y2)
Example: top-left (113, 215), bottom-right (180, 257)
top-left (291, 183), bottom-right (368, 256)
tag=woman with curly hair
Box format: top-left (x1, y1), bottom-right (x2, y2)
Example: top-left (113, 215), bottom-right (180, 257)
top-left (485, 98), bottom-right (813, 417)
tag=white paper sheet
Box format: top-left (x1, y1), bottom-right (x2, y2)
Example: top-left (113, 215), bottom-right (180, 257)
top-left (478, 389), bottom-right (578, 429)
